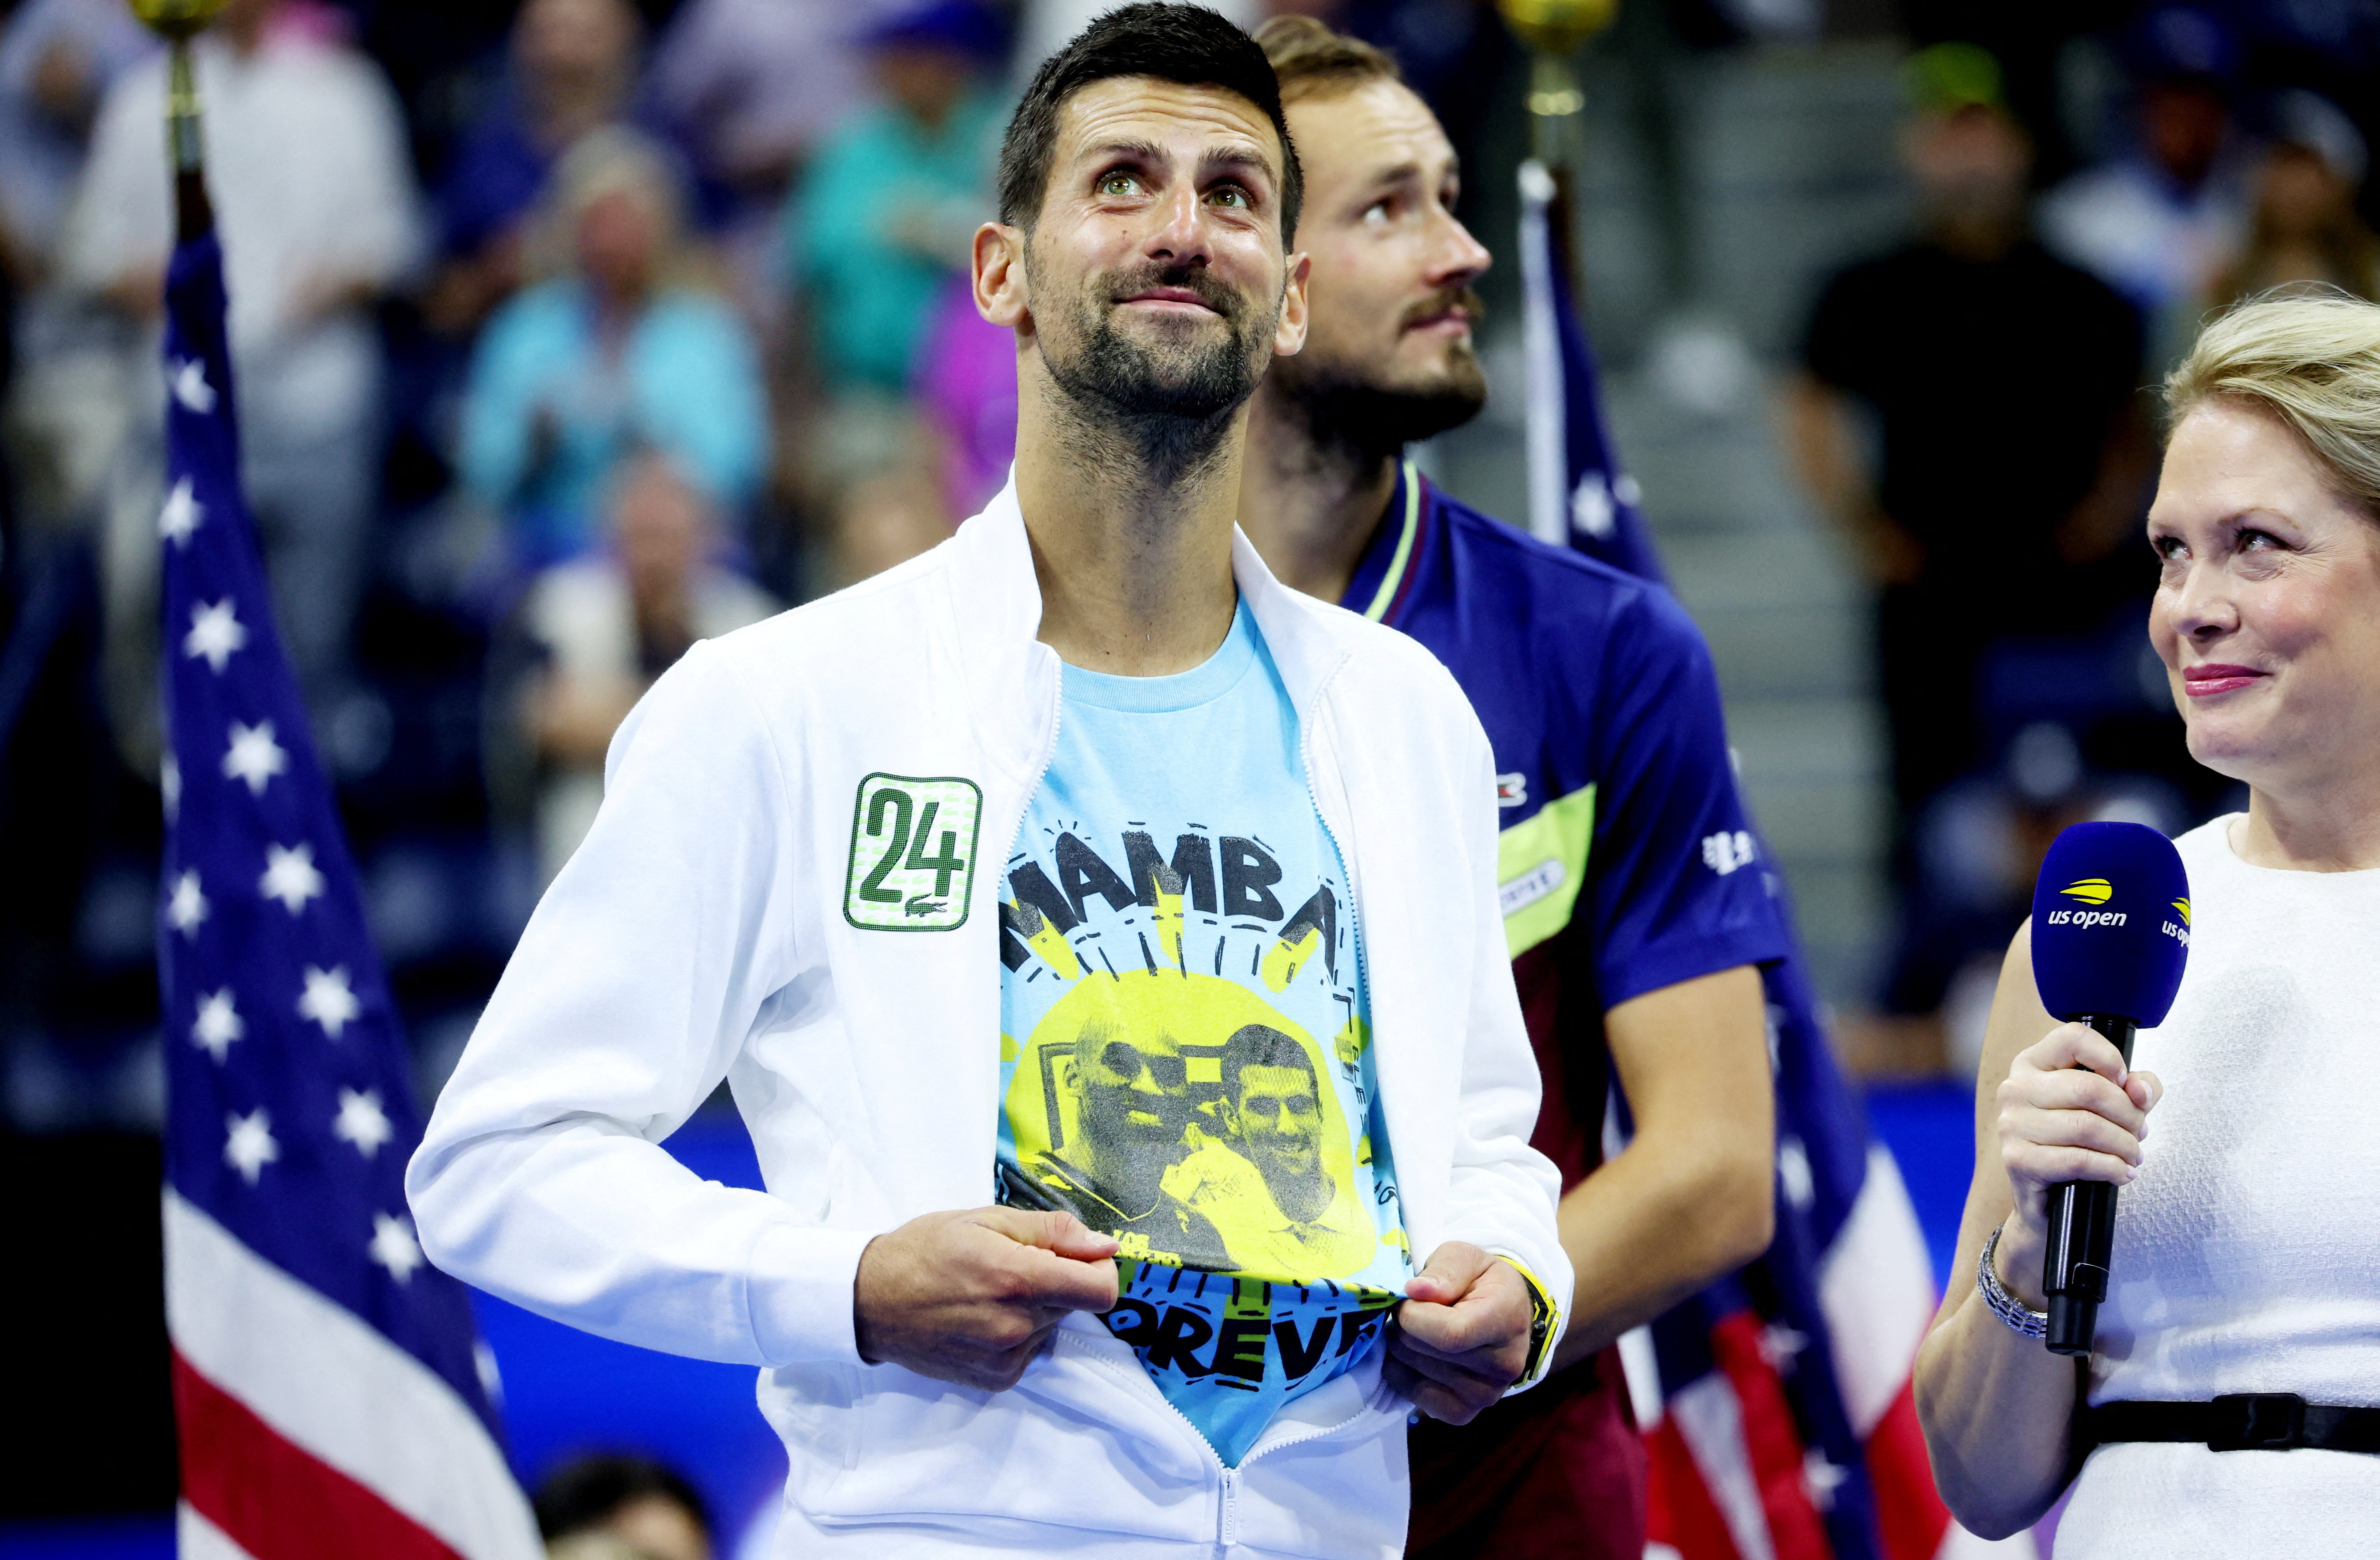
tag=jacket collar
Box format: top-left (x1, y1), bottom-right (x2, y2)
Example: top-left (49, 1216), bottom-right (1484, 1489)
top-left (946, 470), bottom-right (1354, 778)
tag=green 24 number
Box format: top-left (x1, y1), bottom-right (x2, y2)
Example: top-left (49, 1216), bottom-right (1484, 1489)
top-left (857, 789), bottom-right (966, 902)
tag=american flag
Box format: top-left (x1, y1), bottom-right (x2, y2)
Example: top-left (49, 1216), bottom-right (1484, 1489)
top-left (1517, 159), bottom-right (2023, 1560)
top-left (156, 226), bottom-right (540, 1560)
top-left (1515, 158), bottom-right (1667, 584)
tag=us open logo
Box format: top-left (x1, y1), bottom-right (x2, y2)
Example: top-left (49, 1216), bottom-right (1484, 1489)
top-left (844, 774), bottom-right (982, 932)
top-left (2046, 877), bottom-right (2127, 930)
top-left (2043, 908), bottom-right (2128, 930)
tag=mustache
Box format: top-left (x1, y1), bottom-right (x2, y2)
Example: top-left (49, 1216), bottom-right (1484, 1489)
top-left (1401, 286), bottom-right (1484, 332)
top-left (1102, 262), bottom-right (1247, 322)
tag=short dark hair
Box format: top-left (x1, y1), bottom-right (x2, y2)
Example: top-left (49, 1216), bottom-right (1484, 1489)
top-left (533, 1453), bottom-right (712, 1542)
top-left (997, 2), bottom-right (1302, 247)
top-left (1221, 1023), bottom-right (1316, 1099)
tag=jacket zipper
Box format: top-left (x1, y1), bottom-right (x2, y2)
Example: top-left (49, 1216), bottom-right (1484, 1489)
top-left (1296, 668), bottom-right (1395, 1270)
top-left (1295, 662), bottom-right (1364, 1000)
top-left (1030, 666), bottom-right (1062, 800)
top-left (996, 651), bottom-right (1066, 908)
top-left (1061, 1326), bottom-right (1389, 1546)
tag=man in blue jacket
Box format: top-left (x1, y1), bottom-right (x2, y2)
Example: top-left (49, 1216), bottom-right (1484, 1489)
top-left (1242, 19), bottom-right (1788, 1556)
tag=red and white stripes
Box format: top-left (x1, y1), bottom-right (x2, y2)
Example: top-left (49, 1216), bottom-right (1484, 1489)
top-left (164, 1192), bottom-right (542, 1560)
top-left (1632, 1150), bottom-right (2032, 1560)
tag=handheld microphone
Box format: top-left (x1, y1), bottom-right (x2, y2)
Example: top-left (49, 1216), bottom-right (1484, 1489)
top-left (2027, 821), bottom-right (2190, 1356)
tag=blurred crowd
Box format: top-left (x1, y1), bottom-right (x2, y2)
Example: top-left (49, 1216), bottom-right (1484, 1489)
top-left (0, 0), bottom-right (1028, 1125)
top-left (0, 0), bottom-right (2374, 1128)
top-left (0, 0), bottom-right (1527, 1135)
top-left (1786, 8), bottom-right (2379, 1070)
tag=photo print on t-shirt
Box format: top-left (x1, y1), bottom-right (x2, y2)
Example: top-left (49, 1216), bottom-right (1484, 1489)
top-left (998, 817), bottom-right (1409, 1463)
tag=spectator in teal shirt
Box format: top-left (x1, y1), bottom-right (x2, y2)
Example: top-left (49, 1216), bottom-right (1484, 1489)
top-left (787, 1), bottom-right (1006, 394)
top-left (462, 127), bottom-right (768, 567)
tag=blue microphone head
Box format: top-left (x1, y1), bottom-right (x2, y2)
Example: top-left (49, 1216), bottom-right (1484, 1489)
top-left (2031, 821), bottom-right (2191, 1026)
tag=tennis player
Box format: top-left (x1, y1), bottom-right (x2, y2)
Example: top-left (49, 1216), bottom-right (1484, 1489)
top-left (1241, 19), bottom-right (1790, 1557)
top-left (409, 8), bottom-right (1567, 1557)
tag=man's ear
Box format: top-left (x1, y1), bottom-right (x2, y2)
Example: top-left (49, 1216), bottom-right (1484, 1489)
top-left (1274, 250), bottom-right (1311, 358)
top-left (975, 222), bottom-right (1033, 333)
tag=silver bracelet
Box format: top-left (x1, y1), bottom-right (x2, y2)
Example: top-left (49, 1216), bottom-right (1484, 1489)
top-left (1978, 1224), bottom-right (2048, 1339)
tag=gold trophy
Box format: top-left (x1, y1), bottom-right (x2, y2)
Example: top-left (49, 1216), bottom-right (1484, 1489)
top-left (129, 0), bottom-right (233, 236)
top-left (1498, 0), bottom-right (1618, 168)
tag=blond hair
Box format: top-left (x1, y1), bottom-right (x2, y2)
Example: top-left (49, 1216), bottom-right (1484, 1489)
top-left (529, 126), bottom-right (689, 282)
top-left (1252, 15), bottom-right (1401, 105)
top-left (2166, 288), bottom-right (2380, 521)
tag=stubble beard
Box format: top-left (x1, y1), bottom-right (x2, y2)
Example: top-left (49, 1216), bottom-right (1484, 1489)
top-left (1253, 1135), bottom-right (1331, 1224)
top-left (1267, 289), bottom-right (1488, 467)
top-left (1038, 256), bottom-right (1281, 489)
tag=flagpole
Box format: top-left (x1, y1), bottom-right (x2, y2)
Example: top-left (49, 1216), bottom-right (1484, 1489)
top-left (131, 0), bottom-right (227, 241)
top-left (1500, 0), bottom-right (1616, 549)
top-left (138, 2), bottom-right (542, 1548)
top-left (1496, 0), bottom-right (1616, 289)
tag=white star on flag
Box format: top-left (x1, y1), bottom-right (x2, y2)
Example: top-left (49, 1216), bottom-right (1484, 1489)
top-left (1777, 1135), bottom-right (1814, 1211)
top-left (166, 869), bottom-right (209, 936)
top-left (475, 1340), bottom-right (505, 1405)
top-left (224, 1109), bottom-right (279, 1184)
top-left (161, 753), bottom-right (181, 822)
top-left (183, 599), bottom-right (247, 673)
top-left (368, 1212), bottom-right (425, 1284)
top-left (1569, 470), bottom-right (1616, 539)
top-left (1758, 1321), bottom-right (1810, 1374)
top-left (1803, 1450), bottom-right (1851, 1512)
top-left (222, 720), bottom-right (288, 797)
top-left (260, 842), bottom-right (325, 914)
top-left (170, 357), bottom-right (216, 413)
top-left (297, 964), bottom-right (360, 1038)
top-left (159, 479), bottom-right (203, 547)
top-left (333, 1087), bottom-right (394, 1158)
top-left (192, 989), bottom-right (244, 1062)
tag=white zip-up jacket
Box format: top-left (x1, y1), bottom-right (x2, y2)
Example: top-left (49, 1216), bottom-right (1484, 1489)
top-left (407, 481), bottom-right (1570, 1558)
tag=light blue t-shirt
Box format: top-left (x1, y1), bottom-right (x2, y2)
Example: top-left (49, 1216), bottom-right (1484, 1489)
top-left (995, 603), bottom-right (1412, 1466)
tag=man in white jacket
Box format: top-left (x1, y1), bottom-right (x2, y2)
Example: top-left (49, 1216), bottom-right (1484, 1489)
top-left (408, 7), bottom-right (1569, 1556)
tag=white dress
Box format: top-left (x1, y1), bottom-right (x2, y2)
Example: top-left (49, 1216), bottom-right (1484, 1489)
top-left (2056, 816), bottom-right (2380, 1557)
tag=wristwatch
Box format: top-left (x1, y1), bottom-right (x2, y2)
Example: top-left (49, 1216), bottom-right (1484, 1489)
top-left (1978, 1223), bottom-right (2049, 1339)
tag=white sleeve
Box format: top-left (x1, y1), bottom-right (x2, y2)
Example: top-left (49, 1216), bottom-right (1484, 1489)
top-left (1441, 700), bottom-right (1573, 1387)
top-left (406, 641), bottom-right (871, 1368)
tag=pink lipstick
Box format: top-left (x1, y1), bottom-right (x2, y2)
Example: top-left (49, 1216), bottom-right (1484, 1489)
top-left (2182, 663), bottom-right (2265, 697)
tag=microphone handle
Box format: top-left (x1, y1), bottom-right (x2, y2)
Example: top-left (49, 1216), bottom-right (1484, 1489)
top-left (2042, 1014), bottom-right (2138, 1356)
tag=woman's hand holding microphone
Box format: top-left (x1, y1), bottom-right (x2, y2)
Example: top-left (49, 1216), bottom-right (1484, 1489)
top-left (1989, 1022), bottom-right (2163, 1311)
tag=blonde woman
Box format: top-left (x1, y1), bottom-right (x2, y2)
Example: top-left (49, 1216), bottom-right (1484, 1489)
top-left (1916, 291), bottom-right (2380, 1552)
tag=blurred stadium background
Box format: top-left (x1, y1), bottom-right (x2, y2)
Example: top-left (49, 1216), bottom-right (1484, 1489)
top-left (2, 0), bottom-right (2372, 1554)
